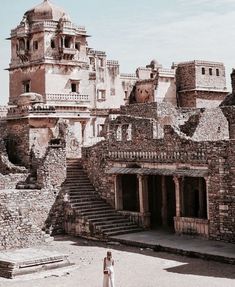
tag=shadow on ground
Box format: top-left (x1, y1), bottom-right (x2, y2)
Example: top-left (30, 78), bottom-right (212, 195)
top-left (53, 235), bottom-right (235, 280)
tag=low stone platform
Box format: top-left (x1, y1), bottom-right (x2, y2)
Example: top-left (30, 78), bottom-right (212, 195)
top-left (0, 248), bottom-right (73, 279)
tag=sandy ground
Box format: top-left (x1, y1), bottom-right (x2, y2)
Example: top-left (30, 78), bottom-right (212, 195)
top-left (0, 235), bottom-right (234, 287)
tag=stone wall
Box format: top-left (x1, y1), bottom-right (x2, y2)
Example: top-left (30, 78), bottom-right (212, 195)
top-left (0, 145), bottom-right (67, 250)
top-left (178, 90), bottom-right (227, 108)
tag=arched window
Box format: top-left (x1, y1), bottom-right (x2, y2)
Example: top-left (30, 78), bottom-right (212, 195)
top-left (216, 69), bottom-right (220, 76)
top-left (209, 68), bottom-right (213, 76)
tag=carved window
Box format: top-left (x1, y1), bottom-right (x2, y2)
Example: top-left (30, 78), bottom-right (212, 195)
top-left (126, 124), bottom-right (132, 141)
top-left (216, 69), bottom-right (220, 76)
top-left (23, 80), bottom-right (30, 93)
top-left (19, 39), bottom-right (25, 51)
top-left (202, 67), bottom-right (205, 75)
top-left (75, 42), bottom-right (80, 51)
top-left (33, 41), bottom-right (38, 50)
top-left (209, 68), bottom-right (213, 76)
top-left (116, 125), bottom-right (122, 141)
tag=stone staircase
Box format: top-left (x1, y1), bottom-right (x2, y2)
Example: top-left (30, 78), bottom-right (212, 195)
top-left (64, 159), bottom-right (142, 238)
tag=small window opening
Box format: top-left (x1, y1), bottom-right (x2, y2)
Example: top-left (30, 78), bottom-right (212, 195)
top-left (216, 69), bottom-right (220, 76)
top-left (209, 68), bottom-right (213, 76)
top-left (23, 80), bottom-right (30, 93)
top-left (75, 42), bottom-right (80, 50)
top-left (33, 41), bottom-right (38, 50)
top-left (51, 39), bottom-right (55, 49)
top-left (202, 67), bottom-right (205, 75)
top-left (71, 83), bottom-right (77, 93)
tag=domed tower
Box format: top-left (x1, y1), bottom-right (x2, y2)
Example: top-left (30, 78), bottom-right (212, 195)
top-left (8, 0), bottom-right (90, 105)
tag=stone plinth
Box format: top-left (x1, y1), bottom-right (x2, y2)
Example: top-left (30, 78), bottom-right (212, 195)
top-left (0, 248), bottom-right (73, 279)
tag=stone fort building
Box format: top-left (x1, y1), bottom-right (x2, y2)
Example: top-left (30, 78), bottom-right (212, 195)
top-left (0, 0), bottom-right (234, 250)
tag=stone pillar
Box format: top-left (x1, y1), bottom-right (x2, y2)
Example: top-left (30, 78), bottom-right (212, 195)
top-left (204, 177), bottom-right (210, 220)
top-left (173, 176), bottom-right (181, 217)
top-left (138, 175), bottom-right (150, 227)
top-left (114, 175), bottom-right (123, 210)
top-left (161, 176), bottom-right (168, 226)
top-left (181, 177), bottom-right (185, 217)
top-left (198, 178), bottom-right (205, 218)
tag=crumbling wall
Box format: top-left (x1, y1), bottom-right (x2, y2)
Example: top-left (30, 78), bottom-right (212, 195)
top-left (0, 145), bottom-right (67, 250)
top-left (82, 104), bottom-right (235, 243)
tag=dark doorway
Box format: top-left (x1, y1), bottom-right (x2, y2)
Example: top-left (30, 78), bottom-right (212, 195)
top-left (148, 175), bottom-right (162, 227)
top-left (165, 176), bottom-right (176, 227)
top-left (183, 177), bottom-right (207, 219)
top-left (122, 174), bottom-right (139, 212)
top-left (148, 175), bottom-right (176, 229)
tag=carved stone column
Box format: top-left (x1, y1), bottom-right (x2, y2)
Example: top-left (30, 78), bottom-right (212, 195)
top-left (113, 175), bottom-right (123, 210)
top-left (173, 176), bottom-right (181, 217)
top-left (204, 176), bottom-right (210, 220)
top-left (138, 175), bottom-right (150, 227)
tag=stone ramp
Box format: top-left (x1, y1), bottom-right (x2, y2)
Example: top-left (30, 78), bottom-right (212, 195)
top-left (0, 248), bottom-right (73, 279)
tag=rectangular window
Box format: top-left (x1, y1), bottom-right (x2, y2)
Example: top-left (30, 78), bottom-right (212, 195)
top-left (33, 41), bottom-right (38, 50)
top-left (98, 58), bottom-right (104, 67)
top-left (216, 69), bottom-right (220, 76)
top-left (202, 67), bottom-right (205, 75)
top-left (23, 80), bottom-right (30, 93)
top-left (97, 90), bottom-right (106, 101)
top-left (70, 80), bottom-right (79, 93)
top-left (209, 68), bottom-right (213, 76)
top-left (97, 124), bottom-right (104, 137)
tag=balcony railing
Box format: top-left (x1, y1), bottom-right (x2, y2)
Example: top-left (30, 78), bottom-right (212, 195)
top-left (46, 93), bottom-right (90, 103)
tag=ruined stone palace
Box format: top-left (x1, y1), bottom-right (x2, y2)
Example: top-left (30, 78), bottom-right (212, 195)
top-left (0, 0), bottom-right (234, 250)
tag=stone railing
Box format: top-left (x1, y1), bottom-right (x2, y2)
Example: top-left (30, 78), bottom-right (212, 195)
top-left (118, 211), bottom-right (150, 228)
top-left (46, 93), bottom-right (90, 103)
top-left (107, 60), bottom-right (119, 66)
top-left (174, 217), bottom-right (209, 238)
top-left (108, 150), bottom-right (207, 162)
top-left (120, 73), bottom-right (137, 79)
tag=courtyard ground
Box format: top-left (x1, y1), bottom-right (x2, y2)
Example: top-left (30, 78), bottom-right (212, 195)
top-left (0, 235), bottom-right (234, 287)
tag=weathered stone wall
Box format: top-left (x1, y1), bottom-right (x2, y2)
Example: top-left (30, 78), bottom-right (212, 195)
top-left (0, 145), bottom-right (67, 250)
top-left (178, 90), bottom-right (227, 108)
top-left (6, 119), bottom-right (30, 166)
top-left (82, 141), bottom-right (115, 206)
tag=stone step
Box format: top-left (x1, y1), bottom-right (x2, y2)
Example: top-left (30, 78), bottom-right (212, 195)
top-left (72, 202), bottom-right (108, 209)
top-left (77, 206), bottom-right (114, 213)
top-left (74, 205), bottom-right (108, 214)
top-left (70, 199), bottom-right (104, 205)
top-left (88, 215), bottom-right (123, 222)
top-left (104, 228), bottom-right (143, 237)
top-left (69, 193), bottom-right (98, 199)
top-left (101, 224), bottom-right (139, 233)
top-left (70, 197), bottom-right (100, 203)
top-left (81, 209), bottom-right (116, 217)
top-left (95, 219), bottom-right (131, 228)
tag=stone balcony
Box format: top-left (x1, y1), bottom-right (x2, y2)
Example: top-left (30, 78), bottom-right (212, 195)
top-left (45, 93), bottom-right (90, 106)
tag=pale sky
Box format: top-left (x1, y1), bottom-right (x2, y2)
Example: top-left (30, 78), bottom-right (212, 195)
top-left (1, 0), bottom-right (235, 105)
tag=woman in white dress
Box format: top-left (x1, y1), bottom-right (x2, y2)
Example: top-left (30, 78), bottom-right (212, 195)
top-left (103, 251), bottom-right (115, 287)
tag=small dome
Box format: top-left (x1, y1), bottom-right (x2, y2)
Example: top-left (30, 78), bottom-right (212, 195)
top-left (18, 93), bottom-right (44, 106)
top-left (150, 59), bottom-right (159, 66)
top-left (59, 12), bottom-right (71, 22)
top-left (24, 0), bottom-right (70, 23)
